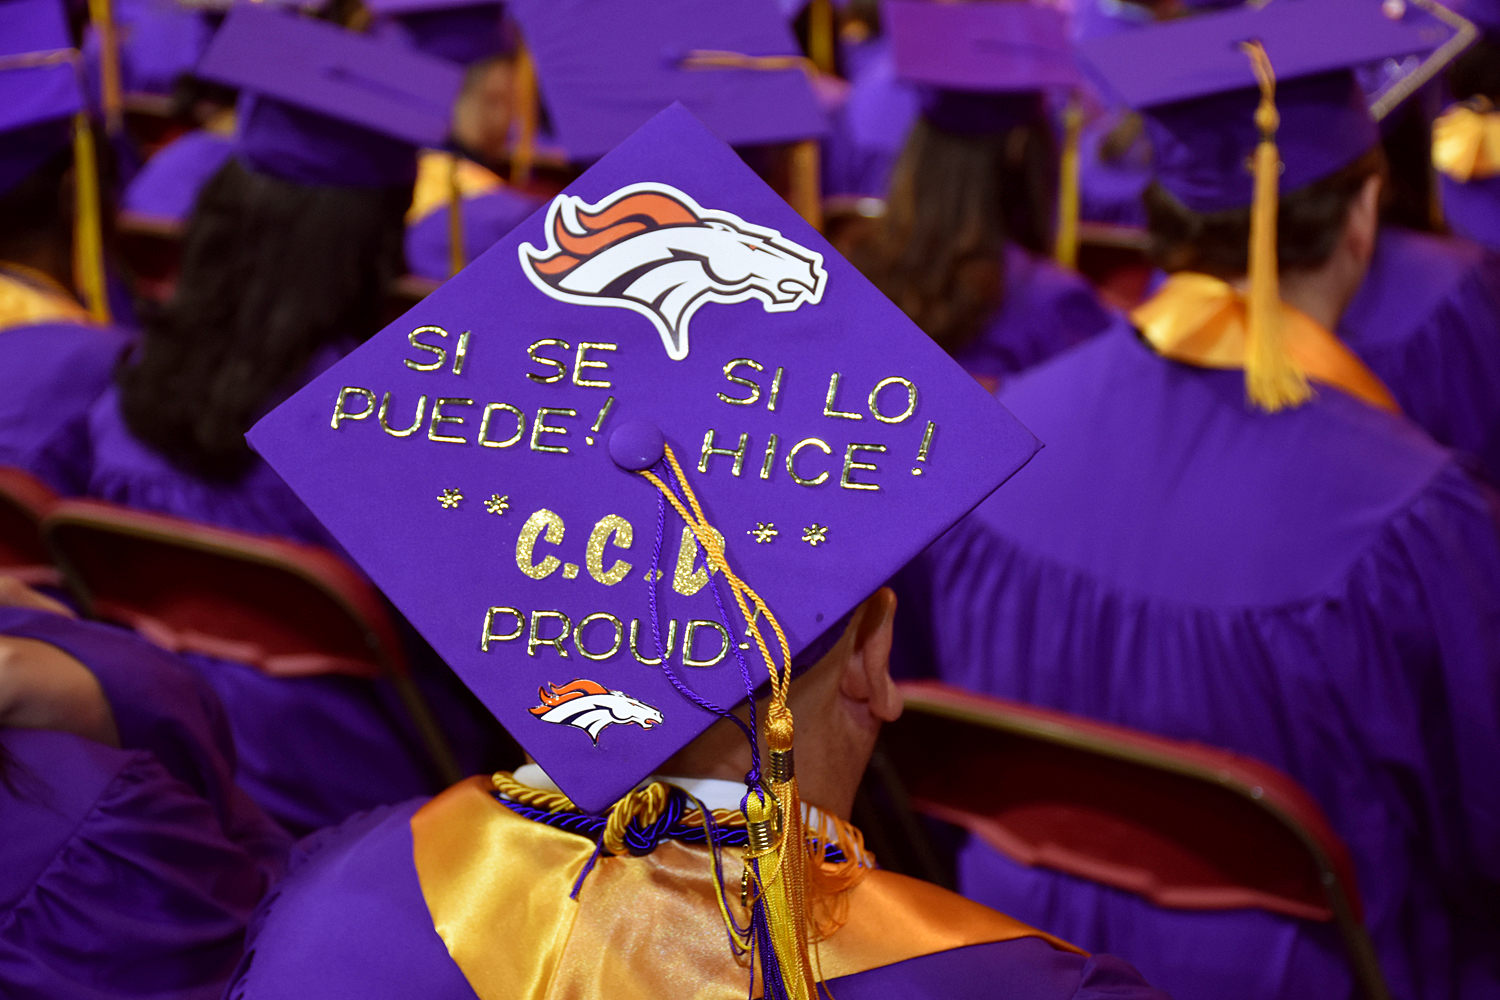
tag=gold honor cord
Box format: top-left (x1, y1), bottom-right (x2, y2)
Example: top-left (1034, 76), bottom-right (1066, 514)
top-left (448, 154), bottom-right (465, 277)
top-left (637, 444), bottom-right (820, 1000)
top-left (1239, 40), bottom-right (1308, 412)
top-left (1054, 94), bottom-right (1083, 271)
top-left (71, 113), bottom-right (111, 324)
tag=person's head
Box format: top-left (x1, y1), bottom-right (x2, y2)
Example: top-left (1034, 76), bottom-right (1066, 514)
top-left (0, 141), bottom-right (72, 273)
top-left (118, 157), bottom-right (410, 480)
top-left (452, 54), bottom-right (518, 167)
top-left (857, 115), bottom-right (1054, 356)
top-left (662, 589), bottom-right (901, 819)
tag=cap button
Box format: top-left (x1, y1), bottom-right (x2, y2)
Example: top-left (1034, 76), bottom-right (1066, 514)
top-left (609, 421), bottom-right (665, 471)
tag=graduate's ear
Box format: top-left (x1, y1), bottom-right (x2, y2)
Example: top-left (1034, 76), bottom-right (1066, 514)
top-left (1345, 172), bottom-right (1382, 268)
top-left (839, 588), bottom-right (901, 724)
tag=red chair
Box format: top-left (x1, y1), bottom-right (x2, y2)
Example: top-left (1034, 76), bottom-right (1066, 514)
top-left (879, 681), bottom-right (1391, 1000)
top-left (0, 466), bottom-right (60, 586)
top-left (43, 498), bottom-right (460, 784)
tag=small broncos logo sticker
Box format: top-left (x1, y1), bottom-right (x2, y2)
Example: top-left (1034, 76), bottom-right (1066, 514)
top-left (529, 679), bottom-right (664, 744)
top-left (518, 182), bottom-right (827, 361)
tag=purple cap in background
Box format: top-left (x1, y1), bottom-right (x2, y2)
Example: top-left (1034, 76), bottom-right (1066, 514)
top-left (1077, 0), bottom-right (1466, 212)
top-left (504, 0), bottom-right (826, 162)
top-left (194, 3), bottom-right (464, 187)
top-left (0, 0), bottom-right (84, 194)
top-left (247, 104), bottom-right (1038, 812)
top-left (365, 0), bottom-right (512, 67)
top-left (887, 0), bottom-right (1076, 135)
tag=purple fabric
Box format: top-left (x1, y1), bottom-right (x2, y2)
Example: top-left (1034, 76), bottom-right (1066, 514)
top-left (887, 1), bottom-right (1077, 93)
top-left (956, 836), bottom-right (1356, 999)
top-left (370, 6), bottom-right (510, 66)
top-left (1340, 227), bottom-right (1500, 485)
top-left (0, 0), bottom-right (79, 192)
top-left (896, 323), bottom-right (1500, 999)
top-left (82, 0), bottom-right (212, 99)
top-left (1440, 172), bottom-right (1500, 253)
top-left (952, 244), bottom-right (1115, 383)
top-left (821, 36), bottom-right (917, 199)
top-left (226, 799), bottom-right (1166, 999)
top-left (235, 95), bottom-right (420, 190)
top-left (0, 729), bottom-right (267, 1000)
top-left (122, 129), bottom-right (234, 224)
top-left (0, 320), bottom-right (129, 494)
top-left (0, 607), bottom-right (292, 878)
top-left (404, 187), bottom-right (546, 282)
top-left (1077, 110), bottom-right (1149, 229)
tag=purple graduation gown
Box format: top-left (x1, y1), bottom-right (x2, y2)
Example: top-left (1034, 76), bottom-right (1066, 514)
top-left (122, 130), bottom-right (235, 225)
top-left (403, 187), bottom-right (545, 283)
top-left (224, 798), bottom-right (1167, 1000)
top-left (952, 244), bottom-right (1115, 384)
top-left (895, 323), bottom-right (1500, 1000)
top-left (0, 321), bottom-right (129, 494)
top-left (0, 608), bottom-right (291, 1000)
top-left (1339, 226), bottom-right (1500, 484)
top-left (821, 36), bottom-right (917, 201)
top-left (1439, 172), bottom-right (1500, 253)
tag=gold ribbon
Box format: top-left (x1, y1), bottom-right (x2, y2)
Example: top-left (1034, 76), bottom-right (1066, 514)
top-left (1054, 95), bottom-right (1083, 270)
top-left (1433, 102), bottom-right (1500, 183)
top-left (1131, 272), bottom-right (1400, 414)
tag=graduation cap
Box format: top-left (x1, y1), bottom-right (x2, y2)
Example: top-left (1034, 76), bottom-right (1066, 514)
top-left (194, 3), bottom-right (465, 187)
top-left (502, 0), bottom-right (826, 162)
top-left (365, 0), bottom-right (513, 67)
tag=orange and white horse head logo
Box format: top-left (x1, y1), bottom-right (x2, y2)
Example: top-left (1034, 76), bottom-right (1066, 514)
top-left (518, 182), bottom-right (827, 361)
top-left (528, 679), bottom-right (664, 744)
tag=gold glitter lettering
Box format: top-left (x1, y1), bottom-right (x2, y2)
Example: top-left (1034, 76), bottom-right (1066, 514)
top-left (526, 338), bottom-right (570, 384)
top-left (576, 613), bottom-right (624, 661)
top-left (528, 610), bottom-right (572, 658)
top-left (529, 407), bottom-right (576, 454)
top-left (479, 606), bottom-right (523, 652)
top-left (682, 620), bottom-right (730, 667)
top-left (629, 618), bottom-right (679, 665)
top-left (868, 376), bottom-right (918, 424)
top-left (573, 342), bottom-right (617, 388)
top-left (841, 442), bottom-right (886, 491)
top-left (330, 387), bottom-right (376, 429)
top-left (698, 429), bottom-right (748, 477)
top-left (478, 403), bottom-right (525, 448)
top-left (516, 508), bottom-right (565, 579)
top-left (586, 514), bottom-right (634, 586)
top-left (379, 392), bottom-right (427, 437)
top-left (673, 524), bottom-right (725, 596)
top-left (404, 326), bottom-right (449, 371)
top-left (786, 437), bottom-right (832, 487)
top-left (718, 358), bottom-right (763, 406)
top-left (822, 372), bottom-right (862, 420)
top-left (428, 397), bottom-right (473, 444)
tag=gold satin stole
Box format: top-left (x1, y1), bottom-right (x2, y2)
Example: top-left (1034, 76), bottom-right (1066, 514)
top-left (412, 777), bottom-right (1083, 1000)
top-left (1131, 272), bottom-right (1399, 414)
top-left (0, 265), bottom-right (91, 335)
top-left (406, 150), bottom-right (505, 225)
top-left (1433, 103), bottom-right (1500, 184)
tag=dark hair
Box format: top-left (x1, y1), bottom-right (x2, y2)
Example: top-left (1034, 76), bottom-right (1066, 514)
top-left (0, 144), bottom-right (72, 263)
top-left (853, 116), bottom-right (1056, 355)
top-left (118, 158), bottom-right (410, 480)
top-left (1448, 35), bottom-right (1500, 103)
top-left (1143, 145), bottom-right (1386, 278)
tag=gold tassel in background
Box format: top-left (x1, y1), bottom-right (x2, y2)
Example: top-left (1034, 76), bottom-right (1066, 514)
top-left (86, 0), bottom-right (122, 137)
top-left (71, 112), bottom-right (110, 324)
top-left (1054, 94), bottom-right (1083, 271)
top-left (1239, 41), bottom-right (1308, 412)
top-left (807, 0), bottom-right (835, 77)
top-left (447, 153), bottom-right (465, 277)
top-left (510, 43), bottom-right (537, 189)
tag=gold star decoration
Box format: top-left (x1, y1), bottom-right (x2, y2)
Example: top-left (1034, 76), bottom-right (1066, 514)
top-left (437, 488), bottom-right (463, 509)
top-left (801, 523), bottom-right (829, 547)
top-left (747, 522), bottom-right (779, 544)
top-left (485, 494), bottom-right (509, 516)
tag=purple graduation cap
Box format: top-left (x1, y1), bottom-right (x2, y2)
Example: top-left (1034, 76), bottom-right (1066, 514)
top-left (193, 3), bottom-right (464, 187)
top-left (503, 0), bottom-right (825, 161)
top-left (247, 104), bottom-right (1038, 813)
top-left (887, 0), bottom-right (1076, 134)
top-left (1077, 0), bottom-right (1466, 212)
top-left (365, 0), bottom-right (513, 67)
top-left (0, 0), bottom-right (84, 194)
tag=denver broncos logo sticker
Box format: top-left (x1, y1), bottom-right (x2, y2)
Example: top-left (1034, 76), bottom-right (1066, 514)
top-left (528, 679), bottom-right (664, 744)
top-left (518, 182), bottom-right (827, 361)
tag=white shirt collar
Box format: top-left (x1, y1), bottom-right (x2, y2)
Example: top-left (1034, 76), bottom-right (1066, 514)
top-left (510, 763), bottom-right (827, 824)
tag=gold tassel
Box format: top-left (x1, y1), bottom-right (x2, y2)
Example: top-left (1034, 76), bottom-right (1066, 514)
top-left (510, 43), bottom-right (537, 189)
top-left (1239, 41), bottom-right (1308, 412)
top-left (807, 0), bottom-right (835, 76)
top-left (87, 0), bottom-right (123, 137)
top-left (71, 112), bottom-right (110, 324)
top-left (447, 153), bottom-right (465, 277)
top-left (788, 139), bottom-right (823, 232)
top-left (1054, 94), bottom-right (1083, 271)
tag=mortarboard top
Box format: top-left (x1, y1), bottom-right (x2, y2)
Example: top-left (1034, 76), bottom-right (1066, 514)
top-left (888, 0), bottom-right (1076, 135)
top-left (365, 0), bottom-right (512, 67)
top-left (194, 3), bottom-right (464, 187)
top-left (0, 0), bottom-right (85, 193)
top-left (1078, 0), bottom-right (1465, 213)
top-left (1451, 0), bottom-right (1500, 34)
top-left (503, 0), bottom-right (826, 162)
top-left (247, 103), bottom-right (1038, 813)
